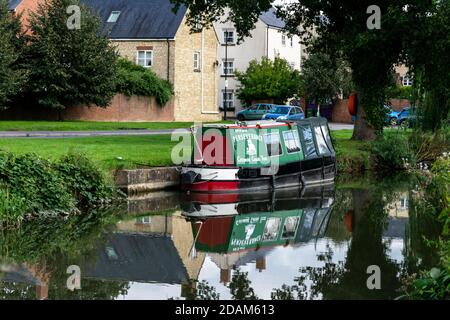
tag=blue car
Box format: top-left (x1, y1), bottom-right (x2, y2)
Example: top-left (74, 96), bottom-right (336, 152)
top-left (262, 105), bottom-right (305, 121)
top-left (385, 105), bottom-right (401, 126)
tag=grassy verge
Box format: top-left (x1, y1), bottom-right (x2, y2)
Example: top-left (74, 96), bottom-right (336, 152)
top-left (0, 135), bottom-right (178, 173)
top-left (0, 120), bottom-right (232, 131)
top-left (331, 129), bottom-right (370, 173)
top-left (0, 129), bottom-right (370, 175)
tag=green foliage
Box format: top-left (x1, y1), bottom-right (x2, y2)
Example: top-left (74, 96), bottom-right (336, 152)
top-left (24, 0), bottom-right (118, 109)
top-left (408, 129), bottom-right (450, 164)
top-left (386, 85), bottom-right (414, 100)
top-left (0, 188), bottom-right (27, 228)
top-left (300, 51), bottom-right (353, 106)
top-left (228, 269), bottom-right (258, 300)
top-left (0, 152), bottom-right (119, 225)
top-left (370, 134), bottom-right (415, 171)
top-left (404, 0), bottom-right (450, 132)
top-left (115, 58), bottom-right (173, 105)
top-left (55, 153), bottom-right (118, 207)
top-left (0, 0), bottom-right (27, 108)
top-left (235, 57), bottom-right (301, 104)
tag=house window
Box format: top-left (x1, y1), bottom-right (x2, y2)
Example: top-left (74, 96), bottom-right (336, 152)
top-left (194, 51), bottom-right (201, 71)
top-left (223, 91), bottom-right (234, 109)
top-left (107, 11), bottom-right (121, 23)
top-left (401, 75), bottom-right (413, 86)
top-left (282, 34), bottom-right (286, 46)
top-left (136, 50), bottom-right (152, 67)
top-left (136, 216), bottom-right (152, 224)
top-left (223, 29), bottom-right (235, 44)
top-left (290, 37), bottom-right (293, 47)
top-left (223, 59), bottom-right (234, 75)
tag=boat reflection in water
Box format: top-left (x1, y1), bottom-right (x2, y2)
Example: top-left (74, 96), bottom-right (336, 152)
top-left (182, 185), bottom-right (335, 273)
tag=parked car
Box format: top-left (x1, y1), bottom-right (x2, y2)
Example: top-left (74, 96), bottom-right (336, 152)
top-left (236, 104), bottom-right (274, 121)
top-left (262, 105), bottom-right (305, 120)
top-left (385, 105), bottom-right (401, 126)
top-left (396, 107), bottom-right (422, 128)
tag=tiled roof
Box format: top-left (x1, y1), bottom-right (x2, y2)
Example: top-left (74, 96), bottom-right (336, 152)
top-left (81, 0), bottom-right (187, 39)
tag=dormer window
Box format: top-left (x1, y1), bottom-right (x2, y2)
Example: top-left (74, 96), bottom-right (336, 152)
top-left (107, 11), bottom-right (121, 23)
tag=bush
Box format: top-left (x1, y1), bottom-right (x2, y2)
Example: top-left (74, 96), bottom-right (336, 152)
top-left (0, 188), bottom-right (27, 228)
top-left (55, 153), bottom-right (118, 207)
top-left (0, 152), bottom-right (120, 226)
top-left (115, 58), bottom-right (173, 105)
top-left (370, 134), bottom-right (415, 171)
top-left (408, 129), bottom-right (450, 163)
top-left (386, 85), bottom-right (414, 100)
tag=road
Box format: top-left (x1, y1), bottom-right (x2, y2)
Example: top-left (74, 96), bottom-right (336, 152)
top-left (0, 123), bottom-right (354, 138)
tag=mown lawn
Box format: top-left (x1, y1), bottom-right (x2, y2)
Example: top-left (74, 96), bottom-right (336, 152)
top-left (0, 120), bottom-right (232, 131)
top-left (0, 135), bottom-right (179, 173)
top-left (0, 129), bottom-right (372, 176)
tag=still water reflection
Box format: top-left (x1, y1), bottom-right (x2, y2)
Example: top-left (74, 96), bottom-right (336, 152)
top-left (0, 177), bottom-right (442, 300)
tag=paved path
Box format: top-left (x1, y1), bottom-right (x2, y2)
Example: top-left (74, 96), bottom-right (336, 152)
top-left (0, 123), bottom-right (354, 138)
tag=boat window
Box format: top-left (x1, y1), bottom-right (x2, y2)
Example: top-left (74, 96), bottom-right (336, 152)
top-left (262, 217), bottom-right (282, 241)
top-left (264, 132), bottom-right (282, 156)
top-left (282, 130), bottom-right (301, 154)
top-left (321, 124), bottom-right (334, 153)
top-left (281, 216), bottom-right (300, 239)
top-left (314, 126), bottom-right (329, 155)
top-left (300, 126), bottom-right (317, 158)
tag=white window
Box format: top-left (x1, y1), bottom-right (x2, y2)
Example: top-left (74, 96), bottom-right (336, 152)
top-left (283, 130), bottom-right (301, 154)
top-left (194, 51), bottom-right (200, 71)
top-left (282, 34), bottom-right (286, 46)
top-left (136, 216), bottom-right (151, 224)
top-left (401, 75), bottom-right (413, 86)
top-left (107, 11), bottom-right (121, 23)
top-left (136, 50), bottom-right (152, 67)
top-left (223, 59), bottom-right (234, 75)
top-left (223, 29), bottom-right (235, 44)
top-left (223, 91), bottom-right (234, 109)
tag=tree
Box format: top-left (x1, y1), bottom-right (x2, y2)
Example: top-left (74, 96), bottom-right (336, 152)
top-left (25, 0), bottom-right (118, 110)
top-left (301, 51), bottom-right (353, 112)
top-left (235, 57), bottom-right (302, 105)
top-left (171, 0), bottom-right (443, 140)
top-left (0, 0), bottom-right (27, 108)
top-left (403, 0), bottom-right (450, 131)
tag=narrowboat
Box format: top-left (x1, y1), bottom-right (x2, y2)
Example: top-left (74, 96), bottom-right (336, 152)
top-left (180, 117), bottom-right (336, 193)
top-left (182, 185), bottom-right (334, 257)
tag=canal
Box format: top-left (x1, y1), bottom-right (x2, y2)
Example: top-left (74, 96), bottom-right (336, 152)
top-left (0, 175), bottom-right (443, 299)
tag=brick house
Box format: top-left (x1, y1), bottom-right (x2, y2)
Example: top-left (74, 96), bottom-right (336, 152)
top-left (8, 0), bottom-right (221, 122)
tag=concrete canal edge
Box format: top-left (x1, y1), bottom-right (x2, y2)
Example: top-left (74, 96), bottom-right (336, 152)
top-left (114, 167), bottom-right (180, 193)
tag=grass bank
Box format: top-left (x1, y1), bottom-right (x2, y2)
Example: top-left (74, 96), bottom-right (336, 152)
top-left (0, 130), bottom-right (368, 174)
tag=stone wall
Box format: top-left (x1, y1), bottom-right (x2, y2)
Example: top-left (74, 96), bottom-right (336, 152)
top-left (173, 17), bottom-right (221, 122)
top-left (113, 40), bottom-right (176, 84)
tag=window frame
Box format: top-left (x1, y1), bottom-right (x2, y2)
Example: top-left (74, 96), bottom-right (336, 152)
top-left (194, 50), bottom-right (201, 71)
top-left (136, 50), bottom-right (153, 68)
top-left (107, 11), bottom-right (121, 23)
top-left (281, 34), bottom-right (286, 46)
top-left (222, 59), bottom-right (234, 76)
top-left (223, 29), bottom-right (235, 44)
top-left (222, 90), bottom-right (234, 109)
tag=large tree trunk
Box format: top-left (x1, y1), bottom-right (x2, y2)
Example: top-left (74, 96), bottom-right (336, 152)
top-left (351, 99), bottom-right (376, 140)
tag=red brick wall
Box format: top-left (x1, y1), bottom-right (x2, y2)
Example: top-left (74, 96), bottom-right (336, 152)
top-left (390, 99), bottom-right (410, 111)
top-left (0, 94), bottom-right (175, 122)
top-left (332, 99), bottom-right (352, 123)
top-left (331, 98), bottom-right (411, 124)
